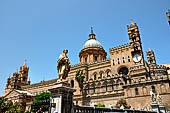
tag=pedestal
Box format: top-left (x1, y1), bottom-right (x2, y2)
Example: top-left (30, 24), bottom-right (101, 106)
top-left (48, 81), bottom-right (76, 113)
top-left (151, 103), bottom-right (160, 113)
top-left (159, 105), bottom-right (166, 113)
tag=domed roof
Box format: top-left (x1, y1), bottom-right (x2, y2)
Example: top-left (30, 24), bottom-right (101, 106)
top-left (81, 28), bottom-right (103, 50)
top-left (82, 39), bottom-right (103, 49)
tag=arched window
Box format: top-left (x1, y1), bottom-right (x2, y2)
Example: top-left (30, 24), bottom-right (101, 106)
top-left (151, 86), bottom-right (156, 93)
top-left (150, 60), bottom-right (153, 64)
top-left (113, 59), bottom-right (115, 65)
top-left (106, 85), bottom-right (108, 92)
top-left (85, 57), bottom-right (87, 63)
top-left (84, 57), bottom-right (87, 63)
top-left (118, 58), bottom-right (120, 64)
top-left (112, 84), bottom-right (114, 91)
top-left (93, 88), bottom-right (96, 94)
top-left (23, 77), bottom-right (26, 81)
top-left (135, 88), bottom-right (139, 95)
top-left (128, 56), bottom-right (130, 62)
top-left (94, 74), bottom-right (96, 80)
top-left (87, 88), bottom-right (90, 94)
top-left (71, 80), bottom-right (74, 88)
top-left (123, 57), bottom-right (125, 63)
top-left (106, 70), bottom-right (111, 77)
top-left (134, 45), bottom-right (138, 51)
top-left (132, 35), bottom-right (136, 42)
top-left (100, 73), bottom-right (103, 79)
top-left (94, 56), bottom-right (97, 62)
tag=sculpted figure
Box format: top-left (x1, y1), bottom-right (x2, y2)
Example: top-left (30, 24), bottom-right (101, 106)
top-left (57, 49), bottom-right (71, 79)
top-left (150, 89), bottom-right (156, 103)
top-left (157, 93), bottom-right (162, 104)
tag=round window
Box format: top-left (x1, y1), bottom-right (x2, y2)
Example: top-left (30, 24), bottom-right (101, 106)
top-left (118, 67), bottom-right (128, 75)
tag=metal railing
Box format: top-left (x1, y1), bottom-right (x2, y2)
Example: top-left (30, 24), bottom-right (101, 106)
top-left (73, 106), bottom-right (157, 113)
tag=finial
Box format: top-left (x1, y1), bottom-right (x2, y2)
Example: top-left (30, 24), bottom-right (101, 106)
top-left (43, 76), bottom-right (45, 81)
top-left (131, 19), bottom-right (134, 25)
top-left (148, 48), bottom-right (151, 51)
top-left (16, 68), bottom-right (18, 73)
top-left (89, 27), bottom-right (96, 40)
top-left (91, 27), bottom-right (93, 33)
top-left (24, 59), bottom-right (27, 67)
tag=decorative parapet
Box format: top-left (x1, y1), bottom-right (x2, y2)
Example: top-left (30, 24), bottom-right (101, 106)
top-left (129, 65), bottom-right (147, 75)
top-left (109, 43), bottom-right (130, 54)
top-left (150, 65), bottom-right (167, 70)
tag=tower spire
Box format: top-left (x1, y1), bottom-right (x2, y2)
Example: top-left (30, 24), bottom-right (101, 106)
top-left (131, 19), bottom-right (134, 26)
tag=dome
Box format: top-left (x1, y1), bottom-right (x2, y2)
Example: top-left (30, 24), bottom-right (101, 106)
top-left (82, 39), bottom-right (103, 50)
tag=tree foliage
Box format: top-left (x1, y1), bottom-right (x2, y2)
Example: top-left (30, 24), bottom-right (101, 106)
top-left (0, 97), bottom-right (20, 113)
top-left (115, 98), bottom-right (131, 109)
top-left (75, 70), bottom-right (85, 89)
top-left (75, 70), bottom-right (85, 81)
top-left (31, 92), bottom-right (51, 112)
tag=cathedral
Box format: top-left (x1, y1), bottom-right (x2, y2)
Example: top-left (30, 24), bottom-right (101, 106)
top-left (4, 20), bottom-right (170, 110)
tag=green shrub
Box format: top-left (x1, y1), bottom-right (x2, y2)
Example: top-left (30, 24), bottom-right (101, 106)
top-left (97, 104), bottom-right (105, 107)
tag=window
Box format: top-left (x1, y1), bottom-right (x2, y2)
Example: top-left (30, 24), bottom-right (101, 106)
top-left (71, 80), bottom-right (74, 88)
top-left (118, 67), bottom-right (128, 75)
top-left (151, 86), bottom-right (156, 93)
top-left (135, 88), bottom-right (139, 95)
top-left (94, 74), bottom-right (96, 80)
top-left (94, 56), bottom-right (97, 62)
top-left (134, 45), bottom-right (138, 51)
top-left (132, 35), bottom-right (136, 42)
top-left (118, 58), bottom-right (120, 64)
top-left (93, 88), bottom-right (96, 94)
top-left (100, 73), bottom-right (103, 79)
top-left (150, 60), bottom-right (153, 64)
top-left (112, 84), bottom-right (114, 91)
top-left (106, 71), bottom-right (110, 77)
top-left (23, 77), bottom-right (26, 81)
top-left (123, 57), bottom-right (125, 63)
top-left (128, 56), bottom-right (130, 62)
top-left (113, 60), bottom-right (115, 65)
top-left (88, 88), bottom-right (90, 94)
top-left (106, 85), bottom-right (108, 92)
top-left (85, 57), bottom-right (87, 63)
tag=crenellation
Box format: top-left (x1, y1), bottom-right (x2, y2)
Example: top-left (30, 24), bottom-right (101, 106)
top-left (110, 43), bottom-right (130, 54)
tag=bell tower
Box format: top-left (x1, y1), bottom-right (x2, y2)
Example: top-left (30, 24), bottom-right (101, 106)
top-left (127, 20), bottom-right (144, 66)
top-left (146, 48), bottom-right (156, 65)
top-left (19, 60), bottom-right (29, 85)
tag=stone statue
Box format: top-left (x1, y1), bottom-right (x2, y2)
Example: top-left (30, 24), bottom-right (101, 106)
top-left (57, 49), bottom-right (71, 79)
top-left (150, 89), bottom-right (156, 103)
top-left (157, 93), bottom-right (162, 104)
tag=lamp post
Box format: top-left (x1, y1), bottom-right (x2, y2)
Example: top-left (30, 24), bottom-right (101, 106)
top-left (166, 9), bottom-right (170, 25)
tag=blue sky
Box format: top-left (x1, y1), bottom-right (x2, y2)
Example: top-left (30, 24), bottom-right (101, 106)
top-left (0, 0), bottom-right (170, 96)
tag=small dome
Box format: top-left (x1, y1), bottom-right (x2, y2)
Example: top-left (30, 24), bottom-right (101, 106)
top-left (82, 39), bottom-right (103, 50)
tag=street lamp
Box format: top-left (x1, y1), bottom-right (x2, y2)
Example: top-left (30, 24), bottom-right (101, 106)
top-left (166, 9), bottom-right (170, 25)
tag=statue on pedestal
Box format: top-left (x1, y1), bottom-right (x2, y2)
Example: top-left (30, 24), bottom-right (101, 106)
top-left (57, 49), bottom-right (71, 79)
top-left (150, 89), bottom-right (156, 104)
top-left (157, 93), bottom-right (162, 105)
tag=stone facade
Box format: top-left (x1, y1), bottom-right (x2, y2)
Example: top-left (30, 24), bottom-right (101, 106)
top-left (4, 20), bottom-right (170, 110)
